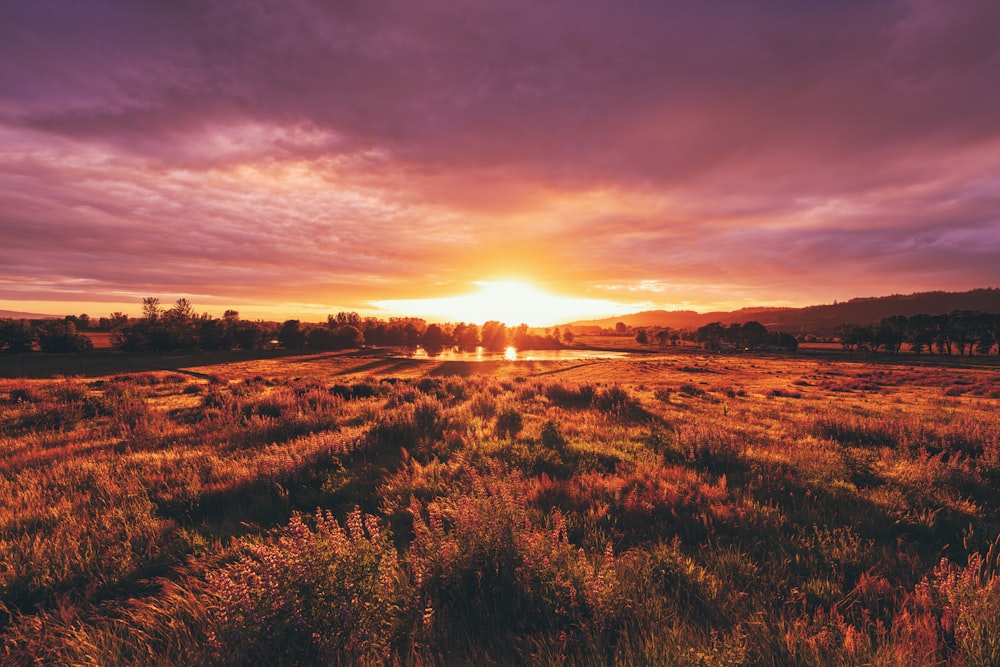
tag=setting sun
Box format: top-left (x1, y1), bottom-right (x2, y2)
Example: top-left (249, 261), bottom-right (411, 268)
top-left (373, 280), bottom-right (631, 327)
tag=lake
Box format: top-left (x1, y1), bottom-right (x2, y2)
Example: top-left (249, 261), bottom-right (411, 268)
top-left (403, 346), bottom-right (628, 362)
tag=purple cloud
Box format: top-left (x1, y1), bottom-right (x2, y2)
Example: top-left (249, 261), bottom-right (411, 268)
top-left (1, 0), bottom-right (998, 317)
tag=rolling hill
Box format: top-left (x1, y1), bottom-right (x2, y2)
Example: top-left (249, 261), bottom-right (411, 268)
top-left (570, 288), bottom-right (1000, 336)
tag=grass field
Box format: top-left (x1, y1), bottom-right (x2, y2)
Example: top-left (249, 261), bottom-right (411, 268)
top-left (1, 350), bottom-right (999, 665)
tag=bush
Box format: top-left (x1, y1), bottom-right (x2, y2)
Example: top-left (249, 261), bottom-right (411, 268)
top-left (496, 408), bottom-right (523, 440)
top-left (544, 382), bottom-right (595, 409)
top-left (208, 509), bottom-right (405, 665)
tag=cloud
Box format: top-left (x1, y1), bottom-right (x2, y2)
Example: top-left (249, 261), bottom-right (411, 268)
top-left (1, 0), bottom-right (998, 317)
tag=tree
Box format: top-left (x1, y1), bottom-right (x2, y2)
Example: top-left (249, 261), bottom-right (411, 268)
top-left (634, 329), bottom-right (649, 345)
top-left (0, 319), bottom-right (35, 353)
top-left (142, 297), bottom-right (161, 322)
top-left (165, 298), bottom-right (194, 324)
top-left (876, 316), bottom-right (907, 355)
top-left (615, 321), bottom-right (628, 335)
top-left (36, 320), bottom-right (93, 353)
top-left (907, 314), bottom-right (934, 355)
top-left (696, 322), bottom-right (726, 351)
top-left (836, 323), bottom-right (873, 353)
top-left (481, 321), bottom-right (508, 352)
top-left (453, 322), bottom-right (480, 351)
top-left (278, 320), bottom-right (306, 349)
top-left (332, 312), bottom-right (362, 328)
top-left (421, 324), bottom-right (452, 354)
top-left (740, 321), bottom-right (769, 349)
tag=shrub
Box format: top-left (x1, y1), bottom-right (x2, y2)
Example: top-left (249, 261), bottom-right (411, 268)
top-left (544, 382), bottom-right (595, 409)
top-left (208, 509), bottom-right (404, 665)
top-left (541, 419), bottom-right (566, 451)
top-left (496, 408), bottom-right (523, 440)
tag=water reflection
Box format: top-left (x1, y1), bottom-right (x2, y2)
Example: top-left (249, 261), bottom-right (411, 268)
top-left (404, 346), bottom-right (627, 362)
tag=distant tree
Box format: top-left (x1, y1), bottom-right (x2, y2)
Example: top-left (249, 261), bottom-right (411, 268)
top-left (740, 321), bottom-right (769, 349)
top-left (278, 320), bottom-right (306, 349)
top-left (308, 325), bottom-right (363, 350)
top-left (654, 329), bottom-right (671, 348)
top-left (563, 329), bottom-right (575, 344)
top-left (421, 323), bottom-right (452, 354)
top-left (331, 312), bottom-right (362, 328)
top-left (165, 298), bottom-right (194, 324)
top-left (65, 313), bottom-right (90, 330)
top-left (481, 320), bottom-right (508, 352)
top-left (932, 314), bottom-right (952, 355)
top-left (36, 320), bottom-right (93, 353)
top-left (876, 316), bottom-right (907, 355)
top-left (453, 322), bottom-right (481, 351)
top-left (696, 322), bottom-right (726, 351)
top-left (634, 329), bottom-right (649, 345)
top-left (196, 317), bottom-right (226, 351)
top-left (772, 331), bottom-right (799, 352)
top-left (836, 323), bottom-right (873, 353)
top-left (231, 320), bottom-right (267, 350)
top-left (615, 321), bottom-right (628, 335)
top-left (512, 323), bottom-right (531, 349)
top-left (0, 319), bottom-right (35, 353)
top-left (142, 297), bottom-right (161, 322)
top-left (907, 314), bottom-right (935, 355)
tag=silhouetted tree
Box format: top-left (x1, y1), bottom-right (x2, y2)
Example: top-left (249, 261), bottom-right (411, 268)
top-left (635, 329), bottom-right (649, 344)
top-left (875, 316), bottom-right (907, 355)
top-left (741, 321), bottom-right (769, 349)
top-left (907, 314), bottom-right (935, 355)
top-left (331, 312), bottom-right (362, 328)
top-left (481, 320), bottom-right (508, 352)
top-left (36, 320), bottom-right (93, 353)
top-left (421, 323), bottom-right (452, 354)
top-left (142, 297), bottom-right (161, 322)
top-left (836, 323), bottom-right (873, 353)
top-left (0, 319), bottom-right (35, 353)
top-left (452, 322), bottom-right (481, 351)
top-left (278, 320), bottom-right (306, 349)
top-left (696, 322), bottom-right (726, 351)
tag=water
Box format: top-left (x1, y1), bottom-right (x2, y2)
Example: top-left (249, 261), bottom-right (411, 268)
top-left (403, 346), bottom-right (628, 362)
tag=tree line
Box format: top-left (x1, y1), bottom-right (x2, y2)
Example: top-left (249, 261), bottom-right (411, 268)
top-left (0, 298), bottom-right (562, 355)
top-left (691, 321), bottom-right (799, 352)
top-left (836, 311), bottom-right (1000, 355)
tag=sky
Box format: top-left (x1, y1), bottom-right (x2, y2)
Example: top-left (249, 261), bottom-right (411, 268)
top-left (1, 0), bottom-right (999, 325)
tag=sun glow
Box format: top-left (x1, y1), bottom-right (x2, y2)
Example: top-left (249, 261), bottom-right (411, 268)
top-left (373, 280), bottom-right (629, 327)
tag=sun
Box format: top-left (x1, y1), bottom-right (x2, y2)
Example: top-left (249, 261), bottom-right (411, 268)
top-left (373, 280), bottom-right (627, 327)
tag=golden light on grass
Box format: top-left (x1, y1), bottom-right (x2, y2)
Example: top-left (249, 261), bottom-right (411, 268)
top-left (373, 280), bottom-right (629, 326)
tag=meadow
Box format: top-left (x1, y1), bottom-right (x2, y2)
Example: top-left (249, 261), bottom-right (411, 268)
top-left (1, 349), bottom-right (999, 665)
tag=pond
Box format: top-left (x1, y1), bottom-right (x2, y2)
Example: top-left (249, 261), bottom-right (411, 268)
top-left (402, 346), bottom-right (628, 362)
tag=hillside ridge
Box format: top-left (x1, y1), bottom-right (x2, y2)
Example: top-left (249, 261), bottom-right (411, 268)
top-left (569, 288), bottom-right (1000, 336)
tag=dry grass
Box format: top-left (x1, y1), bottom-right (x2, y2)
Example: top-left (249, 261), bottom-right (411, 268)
top-left (1, 352), bottom-right (999, 665)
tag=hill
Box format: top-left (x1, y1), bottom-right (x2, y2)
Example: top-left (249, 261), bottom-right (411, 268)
top-left (570, 288), bottom-right (1000, 336)
top-left (0, 309), bottom-right (57, 320)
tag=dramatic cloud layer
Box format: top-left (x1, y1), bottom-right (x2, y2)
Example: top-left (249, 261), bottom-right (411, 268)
top-left (2, 0), bottom-right (998, 320)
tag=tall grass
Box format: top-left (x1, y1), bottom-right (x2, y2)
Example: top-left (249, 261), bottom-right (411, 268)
top-left (2, 358), bottom-right (999, 664)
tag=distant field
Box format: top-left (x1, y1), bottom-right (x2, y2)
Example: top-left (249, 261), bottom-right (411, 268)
top-left (1, 352), bottom-right (999, 664)
top-left (81, 331), bottom-right (114, 349)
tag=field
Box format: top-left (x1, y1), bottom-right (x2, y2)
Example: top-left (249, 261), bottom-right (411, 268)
top-left (1, 350), bottom-right (999, 665)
